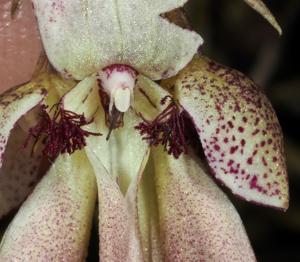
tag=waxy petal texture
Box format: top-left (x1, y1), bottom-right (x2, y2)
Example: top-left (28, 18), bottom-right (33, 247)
top-left (134, 75), bottom-right (171, 120)
top-left (63, 76), bottom-right (149, 260)
top-left (0, 151), bottom-right (97, 261)
top-left (0, 125), bottom-right (47, 219)
top-left (32, 0), bottom-right (202, 80)
top-left (86, 148), bottom-right (145, 262)
top-left (243, 0), bottom-right (282, 34)
top-left (0, 81), bottom-right (46, 167)
top-left (136, 159), bottom-right (163, 262)
top-left (162, 56), bottom-right (288, 210)
top-left (152, 147), bottom-right (256, 261)
top-left (63, 75), bottom-right (149, 195)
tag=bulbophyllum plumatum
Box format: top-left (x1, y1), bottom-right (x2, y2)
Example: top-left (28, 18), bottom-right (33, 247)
top-left (0, 0), bottom-right (288, 261)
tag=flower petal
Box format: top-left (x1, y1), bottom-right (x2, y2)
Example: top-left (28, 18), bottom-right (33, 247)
top-left (0, 124), bottom-right (48, 219)
top-left (152, 146), bottom-right (256, 261)
top-left (243, 0), bottom-right (282, 34)
top-left (0, 151), bottom-right (97, 260)
top-left (62, 76), bottom-right (99, 119)
top-left (0, 80), bottom-right (46, 167)
top-left (133, 75), bottom-right (171, 120)
top-left (85, 148), bottom-right (145, 262)
top-left (32, 0), bottom-right (202, 80)
top-left (162, 56), bottom-right (288, 210)
top-left (64, 76), bottom-right (149, 260)
top-left (136, 157), bottom-right (164, 262)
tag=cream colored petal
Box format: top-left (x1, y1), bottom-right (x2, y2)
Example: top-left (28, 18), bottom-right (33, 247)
top-left (0, 151), bottom-right (97, 261)
top-left (83, 100), bottom-right (149, 195)
top-left (243, 0), bottom-right (282, 34)
top-left (162, 56), bottom-right (289, 210)
top-left (118, 0), bottom-right (202, 80)
top-left (136, 156), bottom-right (163, 262)
top-left (0, 70), bottom-right (76, 168)
top-left (133, 75), bottom-right (171, 120)
top-left (65, 76), bottom-right (149, 260)
top-left (62, 74), bottom-right (150, 194)
top-left (32, 0), bottom-right (202, 80)
top-left (0, 80), bottom-right (46, 168)
top-left (85, 148), bottom-right (145, 262)
top-left (62, 76), bottom-right (99, 120)
top-left (0, 124), bottom-right (48, 219)
top-left (153, 146), bottom-right (256, 261)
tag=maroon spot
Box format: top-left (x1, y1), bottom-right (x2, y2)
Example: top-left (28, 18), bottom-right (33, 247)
top-left (249, 176), bottom-right (263, 193)
top-left (230, 146), bottom-right (239, 154)
top-left (214, 145), bottom-right (221, 151)
top-left (238, 127), bottom-right (244, 133)
top-left (262, 157), bottom-right (268, 166)
top-left (247, 157), bottom-right (253, 165)
top-left (240, 139), bottom-right (246, 146)
top-left (252, 129), bottom-right (260, 136)
top-left (227, 159), bottom-right (234, 166)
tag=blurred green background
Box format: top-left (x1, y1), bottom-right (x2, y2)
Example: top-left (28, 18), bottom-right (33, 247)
top-left (186, 0), bottom-right (300, 261)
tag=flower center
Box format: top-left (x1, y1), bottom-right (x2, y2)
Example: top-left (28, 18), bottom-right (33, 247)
top-left (97, 64), bottom-right (138, 113)
top-left (135, 96), bottom-right (188, 159)
top-left (24, 104), bottom-right (101, 158)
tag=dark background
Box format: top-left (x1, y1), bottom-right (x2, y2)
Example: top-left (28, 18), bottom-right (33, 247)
top-left (0, 1), bottom-right (299, 261)
top-left (185, 0), bottom-right (300, 261)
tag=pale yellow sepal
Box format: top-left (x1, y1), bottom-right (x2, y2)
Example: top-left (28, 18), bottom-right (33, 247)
top-left (0, 151), bottom-right (97, 261)
top-left (152, 146), bottom-right (256, 261)
top-left (243, 0), bottom-right (282, 34)
top-left (32, 0), bottom-right (203, 80)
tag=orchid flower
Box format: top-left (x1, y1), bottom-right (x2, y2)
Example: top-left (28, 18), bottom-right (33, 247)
top-left (0, 0), bottom-right (288, 261)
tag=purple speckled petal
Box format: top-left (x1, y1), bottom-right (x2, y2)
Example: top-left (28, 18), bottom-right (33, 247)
top-left (0, 151), bottom-right (97, 260)
top-left (162, 56), bottom-right (289, 210)
top-left (243, 0), bottom-right (282, 34)
top-left (86, 148), bottom-right (145, 262)
top-left (0, 81), bottom-right (46, 168)
top-left (136, 156), bottom-right (164, 262)
top-left (0, 123), bottom-right (48, 219)
top-left (152, 146), bottom-right (256, 261)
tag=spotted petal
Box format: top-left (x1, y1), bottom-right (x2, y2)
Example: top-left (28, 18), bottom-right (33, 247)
top-left (162, 56), bottom-right (288, 210)
top-left (152, 146), bottom-right (256, 261)
top-left (0, 80), bottom-right (46, 167)
top-left (0, 151), bottom-right (97, 260)
top-left (243, 0), bottom-right (282, 34)
top-left (32, 0), bottom-right (202, 80)
top-left (86, 148), bottom-right (146, 261)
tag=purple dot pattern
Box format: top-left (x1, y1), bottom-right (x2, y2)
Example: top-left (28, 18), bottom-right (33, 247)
top-left (0, 152), bottom-right (97, 261)
top-left (163, 57), bottom-right (288, 210)
top-left (0, 81), bottom-right (46, 167)
top-left (153, 147), bottom-right (256, 261)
